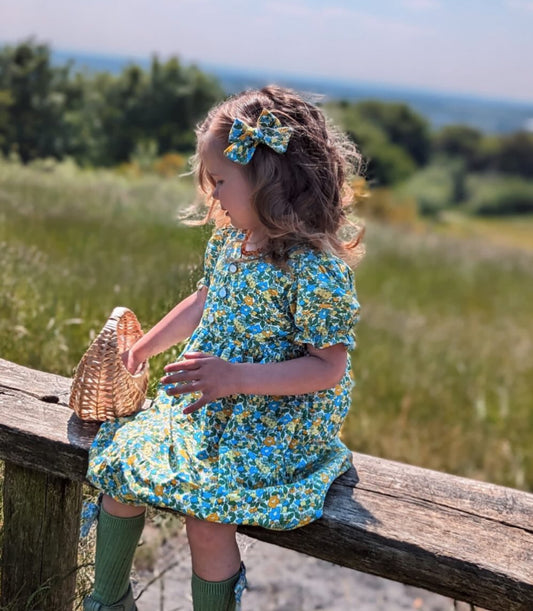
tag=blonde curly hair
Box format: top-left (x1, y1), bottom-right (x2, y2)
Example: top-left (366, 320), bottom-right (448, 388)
top-left (191, 85), bottom-right (365, 266)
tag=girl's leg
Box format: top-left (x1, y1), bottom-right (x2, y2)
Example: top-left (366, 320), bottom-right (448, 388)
top-left (186, 517), bottom-right (243, 611)
top-left (84, 494), bottom-right (145, 609)
top-left (103, 494), bottom-right (146, 518)
top-left (186, 517), bottom-right (241, 580)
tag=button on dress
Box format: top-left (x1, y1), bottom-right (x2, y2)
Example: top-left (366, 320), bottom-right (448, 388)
top-left (87, 226), bottom-right (360, 530)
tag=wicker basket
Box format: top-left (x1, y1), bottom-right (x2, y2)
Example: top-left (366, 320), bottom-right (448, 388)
top-left (69, 307), bottom-right (149, 421)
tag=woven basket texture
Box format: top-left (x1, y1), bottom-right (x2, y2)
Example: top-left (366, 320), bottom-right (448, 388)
top-left (69, 307), bottom-right (149, 421)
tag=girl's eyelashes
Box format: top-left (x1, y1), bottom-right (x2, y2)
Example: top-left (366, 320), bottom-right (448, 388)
top-left (205, 171), bottom-right (219, 187)
top-left (207, 174), bottom-right (223, 187)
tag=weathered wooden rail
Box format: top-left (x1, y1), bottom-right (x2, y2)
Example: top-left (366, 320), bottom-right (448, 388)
top-left (0, 357), bottom-right (532, 610)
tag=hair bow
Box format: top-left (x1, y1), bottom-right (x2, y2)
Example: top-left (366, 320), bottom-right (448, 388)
top-left (224, 109), bottom-right (293, 165)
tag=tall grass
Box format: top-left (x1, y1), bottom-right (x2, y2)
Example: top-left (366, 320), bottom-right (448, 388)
top-left (346, 223), bottom-right (533, 489)
top-left (1, 160), bottom-right (532, 491)
top-left (0, 160), bottom-right (208, 383)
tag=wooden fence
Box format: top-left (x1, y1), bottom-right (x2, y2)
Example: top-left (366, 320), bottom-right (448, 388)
top-left (0, 358), bottom-right (531, 610)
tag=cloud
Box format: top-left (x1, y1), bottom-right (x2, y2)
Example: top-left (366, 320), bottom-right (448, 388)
top-left (264, 1), bottom-right (315, 17)
top-left (2, 0), bottom-right (532, 101)
top-left (506, 0), bottom-right (533, 11)
top-left (403, 0), bottom-right (441, 9)
top-left (264, 1), bottom-right (431, 37)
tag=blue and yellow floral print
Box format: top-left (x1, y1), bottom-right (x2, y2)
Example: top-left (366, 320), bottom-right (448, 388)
top-left (224, 109), bottom-right (293, 165)
top-left (87, 226), bottom-right (360, 530)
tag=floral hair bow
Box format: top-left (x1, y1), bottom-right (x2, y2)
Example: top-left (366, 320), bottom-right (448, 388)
top-left (224, 109), bottom-right (293, 165)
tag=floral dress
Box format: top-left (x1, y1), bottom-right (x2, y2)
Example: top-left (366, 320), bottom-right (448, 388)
top-left (87, 226), bottom-right (360, 530)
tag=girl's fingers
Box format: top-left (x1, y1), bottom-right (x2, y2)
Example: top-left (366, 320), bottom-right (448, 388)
top-left (164, 352), bottom-right (214, 373)
top-left (163, 381), bottom-right (210, 411)
top-left (160, 371), bottom-right (198, 385)
top-left (183, 396), bottom-right (208, 414)
top-left (164, 382), bottom-right (199, 396)
top-left (164, 359), bottom-right (201, 373)
top-left (162, 353), bottom-right (218, 408)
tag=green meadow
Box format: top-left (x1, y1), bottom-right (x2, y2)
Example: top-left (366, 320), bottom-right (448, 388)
top-left (1, 159), bottom-right (532, 491)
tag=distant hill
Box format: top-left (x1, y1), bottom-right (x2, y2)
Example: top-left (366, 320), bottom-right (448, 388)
top-left (52, 49), bottom-right (533, 135)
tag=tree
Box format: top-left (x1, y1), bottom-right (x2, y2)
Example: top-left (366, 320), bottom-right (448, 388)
top-left (327, 101), bottom-right (418, 186)
top-left (497, 132), bottom-right (533, 178)
top-left (80, 54), bottom-right (224, 165)
top-left (355, 100), bottom-right (431, 166)
top-left (0, 39), bottom-right (74, 162)
top-left (433, 125), bottom-right (482, 169)
top-left (0, 40), bottom-right (225, 166)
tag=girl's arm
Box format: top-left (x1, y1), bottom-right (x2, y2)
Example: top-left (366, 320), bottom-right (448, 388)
top-left (161, 344), bottom-right (348, 414)
top-left (237, 344), bottom-right (347, 394)
top-left (125, 287), bottom-right (208, 372)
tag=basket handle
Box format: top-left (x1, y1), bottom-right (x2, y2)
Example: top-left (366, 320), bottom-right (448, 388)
top-left (112, 307), bottom-right (148, 378)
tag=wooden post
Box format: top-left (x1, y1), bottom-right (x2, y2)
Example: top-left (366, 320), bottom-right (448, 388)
top-left (1, 461), bottom-right (83, 611)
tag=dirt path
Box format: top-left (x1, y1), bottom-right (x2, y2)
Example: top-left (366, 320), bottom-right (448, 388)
top-left (134, 529), bottom-right (473, 611)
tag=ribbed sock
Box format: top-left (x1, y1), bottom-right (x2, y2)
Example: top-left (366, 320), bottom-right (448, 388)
top-left (191, 567), bottom-right (241, 611)
top-left (92, 506), bottom-right (145, 605)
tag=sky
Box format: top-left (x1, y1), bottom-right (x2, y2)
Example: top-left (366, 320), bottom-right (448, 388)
top-left (1, 0), bottom-right (533, 103)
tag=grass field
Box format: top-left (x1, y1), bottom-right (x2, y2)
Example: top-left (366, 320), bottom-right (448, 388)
top-left (1, 159), bottom-right (532, 492)
top-left (437, 210), bottom-right (533, 252)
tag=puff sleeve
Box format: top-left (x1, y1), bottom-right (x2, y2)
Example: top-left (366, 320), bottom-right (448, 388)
top-left (290, 250), bottom-right (360, 350)
top-left (196, 226), bottom-right (229, 290)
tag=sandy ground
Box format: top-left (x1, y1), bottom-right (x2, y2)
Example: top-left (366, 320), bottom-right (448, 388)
top-left (133, 529), bottom-right (476, 611)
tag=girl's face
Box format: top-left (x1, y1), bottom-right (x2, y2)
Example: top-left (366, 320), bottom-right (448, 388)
top-left (202, 136), bottom-right (265, 240)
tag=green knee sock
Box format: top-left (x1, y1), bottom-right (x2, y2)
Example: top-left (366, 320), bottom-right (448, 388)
top-left (92, 506), bottom-right (145, 605)
top-left (191, 567), bottom-right (241, 611)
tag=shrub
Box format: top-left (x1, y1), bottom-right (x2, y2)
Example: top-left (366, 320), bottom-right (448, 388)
top-left (357, 183), bottom-right (418, 225)
top-left (397, 161), bottom-right (458, 217)
top-left (467, 175), bottom-right (533, 215)
top-left (115, 161), bottom-right (142, 178)
top-left (153, 152), bottom-right (187, 178)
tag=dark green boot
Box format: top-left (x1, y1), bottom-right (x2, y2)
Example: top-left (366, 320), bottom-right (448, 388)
top-left (191, 562), bottom-right (247, 611)
top-left (84, 505), bottom-right (145, 610)
top-left (83, 584), bottom-right (137, 611)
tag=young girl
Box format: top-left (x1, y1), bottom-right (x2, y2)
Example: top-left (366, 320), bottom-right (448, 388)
top-left (83, 85), bottom-right (363, 611)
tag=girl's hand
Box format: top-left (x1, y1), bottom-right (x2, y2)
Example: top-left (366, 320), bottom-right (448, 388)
top-left (161, 352), bottom-right (238, 414)
top-left (121, 348), bottom-right (143, 375)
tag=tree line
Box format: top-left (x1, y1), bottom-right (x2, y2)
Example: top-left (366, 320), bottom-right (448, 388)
top-left (1, 40), bottom-right (532, 197)
top-left (0, 40), bottom-right (224, 166)
top-left (328, 99), bottom-right (533, 187)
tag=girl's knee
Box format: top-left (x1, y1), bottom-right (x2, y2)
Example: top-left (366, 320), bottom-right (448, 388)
top-left (185, 516), bottom-right (237, 549)
top-left (102, 494), bottom-right (145, 518)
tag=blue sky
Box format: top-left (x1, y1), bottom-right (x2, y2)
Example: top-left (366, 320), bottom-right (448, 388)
top-left (2, 0), bottom-right (533, 102)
